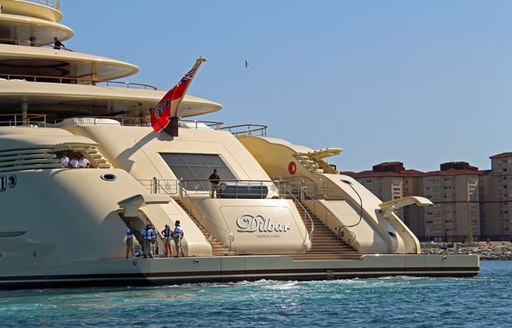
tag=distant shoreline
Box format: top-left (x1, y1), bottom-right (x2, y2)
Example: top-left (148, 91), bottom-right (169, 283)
top-left (422, 241), bottom-right (512, 260)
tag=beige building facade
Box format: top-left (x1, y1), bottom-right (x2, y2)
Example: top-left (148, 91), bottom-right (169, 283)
top-left (345, 155), bottom-right (512, 242)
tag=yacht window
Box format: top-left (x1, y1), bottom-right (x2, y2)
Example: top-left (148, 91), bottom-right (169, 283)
top-left (160, 153), bottom-right (236, 191)
top-left (0, 176), bottom-right (5, 192)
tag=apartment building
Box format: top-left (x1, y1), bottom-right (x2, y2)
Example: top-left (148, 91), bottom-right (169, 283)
top-left (343, 162), bottom-right (425, 237)
top-left (344, 161), bottom-right (482, 241)
top-left (481, 152), bottom-right (512, 238)
top-left (423, 162), bottom-right (481, 241)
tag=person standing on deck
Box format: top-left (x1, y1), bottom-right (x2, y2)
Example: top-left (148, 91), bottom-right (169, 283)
top-left (53, 37), bottom-right (65, 50)
top-left (141, 224), bottom-right (150, 258)
top-left (147, 224), bottom-right (157, 258)
top-left (162, 224), bottom-right (173, 257)
top-left (125, 223), bottom-right (135, 259)
top-left (209, 169), bottom-right (220, 198)
top-left (173, 221), bottom-right (184, 257)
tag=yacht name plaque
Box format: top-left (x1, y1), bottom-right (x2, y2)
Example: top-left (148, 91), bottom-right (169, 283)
top-left (236, 215), bottom-right (290, 233)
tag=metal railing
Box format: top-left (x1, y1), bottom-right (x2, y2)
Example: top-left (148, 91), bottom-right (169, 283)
top-left (178, 179), bottom-right (273, 199)
top-left (301, 183), bottom-right (356, 246)
top-left (219, 124), bottom-right (267, 137)
top-left (281, 185), bottom-right (314, 247)
top-left (180, 187), bottom-right (235, 251)
top-left (180, 119), bottom-right (224, 130)
top-left (0, 114), bottom-right (47, 127)
top-left (23, 0), bottom-right (61, 10)
top-left (0, 73), bottom-right (157, 90)
top-left (138, 177), bottom-right (234, 250)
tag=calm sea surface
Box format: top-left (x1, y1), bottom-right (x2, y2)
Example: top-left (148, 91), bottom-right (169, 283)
top-left (0, 260), bottom-right (510, 327)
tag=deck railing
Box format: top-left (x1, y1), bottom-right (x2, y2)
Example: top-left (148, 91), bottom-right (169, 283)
top-left (0, 114), bottom-right (269, 141)
top-left (23, 0), bottom-right (61, 10)
top-left (0, 73), bottom-right (157, 90)
top-left (0, 114), bottom-right (47, 127)
top-left (219, 124), bottom-right (267, 137)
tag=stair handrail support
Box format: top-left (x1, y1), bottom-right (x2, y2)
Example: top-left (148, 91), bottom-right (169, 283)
top-left (177, 180), bottom-right (235, 251)
top-left (278, 183), bottom-right (314, 249)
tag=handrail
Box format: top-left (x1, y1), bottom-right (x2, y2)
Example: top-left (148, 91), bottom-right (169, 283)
top-left (179, 178), bottom-right (274, 199)
top-left (180, 119), bottom-right (224, 129)
top-left (279, 178), bottom-right (358, 246)
top-left (219, 124), bottom-right (267, 136)
top-left (277, 180), bottom-right (314, 247)
top-left (0, 73), bottom-right (157, 90)
top-left (23, 0), bottom-right (61, 10)
top-left (0, 113), bottom-right (47, 127)
top-left (138, 177), bottom-right (234, 250)
top-left (180, 186), bottom-right (234, 251)
top-left (300, 185), bottom-right (357, 247)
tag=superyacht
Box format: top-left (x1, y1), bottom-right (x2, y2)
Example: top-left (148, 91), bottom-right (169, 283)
top-left (0, 0), bottom-right (479, 289)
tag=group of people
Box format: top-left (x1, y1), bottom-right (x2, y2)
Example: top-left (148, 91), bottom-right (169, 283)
top-left (125, 221), bottom-right (185, 259)
top-left (60, 153), bottom-right (90, 168)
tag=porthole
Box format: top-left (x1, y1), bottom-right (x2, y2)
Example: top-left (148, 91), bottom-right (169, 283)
top-left (100, 173), bottom-right (117, 181)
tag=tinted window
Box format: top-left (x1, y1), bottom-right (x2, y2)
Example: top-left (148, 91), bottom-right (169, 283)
top-left (161, 153), bottom-right (236, 191)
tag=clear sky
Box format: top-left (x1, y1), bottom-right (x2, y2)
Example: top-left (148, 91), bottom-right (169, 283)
top-left (61, 0), bottom-right (512, 172)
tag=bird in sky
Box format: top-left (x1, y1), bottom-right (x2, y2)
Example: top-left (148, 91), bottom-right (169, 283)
top-left (244, 60), bottom-right (250, 68)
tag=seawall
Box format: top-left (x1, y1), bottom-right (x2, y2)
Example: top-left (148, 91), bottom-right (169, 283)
top-left (422, 242), bottom-right (512, 260)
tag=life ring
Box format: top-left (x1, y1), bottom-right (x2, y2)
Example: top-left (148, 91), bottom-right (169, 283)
top-left (288, 161), bottom-right (297, 175)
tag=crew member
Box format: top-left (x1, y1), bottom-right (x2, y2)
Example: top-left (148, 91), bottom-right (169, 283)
top-left (60, 153), bottom-right (70, 168)
top-left (162, 224), bottom-right (173, 257)
top-left (209, 169), bottom-right (220, 198)
top-left (78, 154), bottom-right (90, 168)
top-left (53, 37), bottom-right (65, 50)
top-left (125, 223), bottom-right (134, 259)
top-left (147, 224), bottom-right (157, 258)
top-left (173, 220), bottom-right (185, 257)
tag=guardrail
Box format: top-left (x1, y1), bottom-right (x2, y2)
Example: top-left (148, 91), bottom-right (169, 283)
top-left (0, 114), bottom-right (47, 127)
top-left (219, 124), bottom-right (267, 136)
top-left (0, 73), bottom-right (157, 90)
top-left (24, 0), bottom-right (60, 10)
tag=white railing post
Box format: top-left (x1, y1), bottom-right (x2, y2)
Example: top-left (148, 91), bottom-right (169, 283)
top-left (179, 178), bottom-right (184, 199)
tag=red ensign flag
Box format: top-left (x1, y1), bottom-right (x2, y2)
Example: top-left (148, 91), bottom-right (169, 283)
top-left (150, 57), bottom-right (207, 133)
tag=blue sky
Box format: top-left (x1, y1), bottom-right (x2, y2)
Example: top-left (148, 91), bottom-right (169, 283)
top-left (62, 0), bottom-right (512, 172)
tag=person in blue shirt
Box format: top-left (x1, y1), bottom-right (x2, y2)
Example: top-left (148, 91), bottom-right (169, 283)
top-left (162, 224), bottom-right (173, 257)
top-left (173, 221), bottom-right (185, 257)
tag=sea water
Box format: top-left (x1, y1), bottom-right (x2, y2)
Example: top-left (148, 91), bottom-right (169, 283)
top-left (0, 260), bottom-right (510, 328)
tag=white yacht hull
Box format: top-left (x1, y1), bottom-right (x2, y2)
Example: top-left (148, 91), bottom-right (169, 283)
top-left (0, 254), bottom-right (479, 289)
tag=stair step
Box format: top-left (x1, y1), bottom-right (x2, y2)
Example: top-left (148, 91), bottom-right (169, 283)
top-left (296, 200), bottom-right (359, 257)
top-left (174, 198), bottom-right (235, 256)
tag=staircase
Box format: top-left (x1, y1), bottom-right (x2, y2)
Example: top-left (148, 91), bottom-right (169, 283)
top-left (67, 144), bottom-right (112, 168)
top-left (174, 199), bottom-right (235, 256)
top-left (294, 201), bottom-right (361, 261)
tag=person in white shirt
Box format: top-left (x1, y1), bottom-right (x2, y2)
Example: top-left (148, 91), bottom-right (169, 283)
top-left (78, 154), bottom-right (90, 168)
top-left (60, 153), bottom-right (70, 168)
top-left (125, 223), bottom-right (134, 259)
top-left (69, 155), bottom-right (79, 168)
